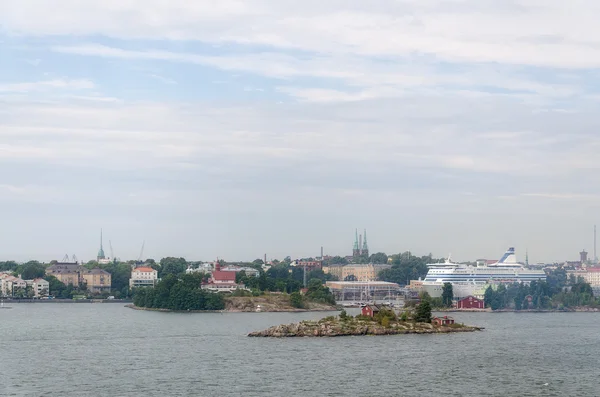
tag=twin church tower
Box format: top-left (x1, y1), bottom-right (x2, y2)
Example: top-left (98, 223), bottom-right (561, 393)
top-left (352, 229), bottom-right (369, 259)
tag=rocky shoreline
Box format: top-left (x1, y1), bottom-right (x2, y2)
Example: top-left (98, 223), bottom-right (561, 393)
top-left (248, 318), bottom-right (483, 337)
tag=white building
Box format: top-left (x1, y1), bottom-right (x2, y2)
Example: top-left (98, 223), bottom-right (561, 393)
top-left (0, 275), bottom-right (27, 297)
top-left (220, 265), bottom-right (260, 277)
top-left (185, 263), bottom-right (214, 274)
top-left (32, 278), bottom-right (50, 297)
top-left (130, 266), bottom-right (159, 288)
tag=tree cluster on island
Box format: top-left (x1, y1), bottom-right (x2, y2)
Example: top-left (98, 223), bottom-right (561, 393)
top-left (133, 273), bottom-right (225, 311)
top-left (484, 270), bottom-right (597, 310)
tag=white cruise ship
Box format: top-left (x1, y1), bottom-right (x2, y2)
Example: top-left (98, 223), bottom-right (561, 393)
top-left (421, 247), bottom-right (546, 299)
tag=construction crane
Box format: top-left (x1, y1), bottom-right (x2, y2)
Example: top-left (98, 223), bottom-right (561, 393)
top-left (137, 240), bottom-right (145, 264)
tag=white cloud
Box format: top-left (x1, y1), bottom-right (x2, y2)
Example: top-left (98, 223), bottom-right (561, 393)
top-left (4, 1), bottom-right (600, 68)
top-left (0, 79), bottom-right (94, 93)
top-left (50, 44), bottom-right (581, 103)
top-left (2, 1), bottom-right (600, 261)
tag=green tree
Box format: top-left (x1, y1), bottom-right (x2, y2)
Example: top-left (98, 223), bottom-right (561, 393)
top-left (442, 282), bottom-right (453, 307)
top-left (133, 273), bottom-right (224, 311)
top-left (378, 252), bottom-right (442, 286)
top-left (414, 300), bottom-right (432, 323)
top-left (19, 261), bottom-right (46, 280)
top-left (484, 286), bottom-right (494, 308)
top-left (325, 256), bottom-right (348, 265)
top-left (252, 259), bottom-right (265, 266)
top-left (159, 257), bottom-right (188, 277)
top-left (289, 292), bottom-right (304, 308)
top-left (304, 278), bottom-right (336, 305)
top-left (0, 261), bottom-right (18, 272)
top-left (307, 269), bottom-right (337, 282)
top-left (369, 252), bottom-right (388, 264)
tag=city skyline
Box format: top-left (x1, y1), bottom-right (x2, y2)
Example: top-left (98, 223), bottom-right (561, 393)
top-left (2, 2), bottom-right (600, 262)
top-left (0, 227), bottom-right (597, 265)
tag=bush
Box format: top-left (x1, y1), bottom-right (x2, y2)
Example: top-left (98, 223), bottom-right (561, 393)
top-left (399, 311), bottom-right (409, 321)
top-left (230, 289), bottom-right (253, 297)
top-left (339, 309), bottom-right (349, 321)
top-left (289, 292), bottom-right (304, 308)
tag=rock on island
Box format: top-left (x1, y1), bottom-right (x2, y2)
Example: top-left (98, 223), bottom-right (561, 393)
top-left (248, 314), bottom-right (483, 337)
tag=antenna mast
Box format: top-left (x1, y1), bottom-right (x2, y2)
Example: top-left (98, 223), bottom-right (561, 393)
top-left (137, 241), bottom-right (145, 263)
top-left (595, 225), bottom-right (597, 264)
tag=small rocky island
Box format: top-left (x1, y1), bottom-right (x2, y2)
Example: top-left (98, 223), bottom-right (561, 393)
top-left (248, 304), bottom-right (483, 337)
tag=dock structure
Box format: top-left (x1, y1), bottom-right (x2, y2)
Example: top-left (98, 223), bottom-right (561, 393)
top-left (325, 281), bottom-right (402, 303)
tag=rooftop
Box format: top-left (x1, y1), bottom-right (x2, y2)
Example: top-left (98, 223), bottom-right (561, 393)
top-left (134, 267), bottom-right (156, 273)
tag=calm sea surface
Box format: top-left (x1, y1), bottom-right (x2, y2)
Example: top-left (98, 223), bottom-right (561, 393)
top-left (1, 304), bottom-right (599, 397)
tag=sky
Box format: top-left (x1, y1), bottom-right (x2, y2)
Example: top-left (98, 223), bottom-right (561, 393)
top-left (1, 0), bottom-right (600, 263)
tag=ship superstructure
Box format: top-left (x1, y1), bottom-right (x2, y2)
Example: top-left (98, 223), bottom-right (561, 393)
top-left (421, 248), bottom-right (546, 298)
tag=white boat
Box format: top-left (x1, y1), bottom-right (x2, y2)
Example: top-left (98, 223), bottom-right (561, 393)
top-left (421, 248), bottom-right (546, 298)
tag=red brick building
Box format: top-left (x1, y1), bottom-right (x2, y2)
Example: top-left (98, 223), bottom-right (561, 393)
top-left (361, 304), bottom-right (381, 317)
top-left (457, 295), bottom-right (485, 309)
top-left (295, 261), bottom-right (322, 271)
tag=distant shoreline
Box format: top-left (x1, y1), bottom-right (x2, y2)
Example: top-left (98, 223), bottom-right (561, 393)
top-left (434, 307), bottom-right (600, 313)
top-left (3, 299), bottom-right (132, 304)
top-left (125, 304), bottom-right (340, 313)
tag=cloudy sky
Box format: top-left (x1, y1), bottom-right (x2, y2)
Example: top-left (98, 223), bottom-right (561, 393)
top-left (1, 0), bottom-right (599, 263)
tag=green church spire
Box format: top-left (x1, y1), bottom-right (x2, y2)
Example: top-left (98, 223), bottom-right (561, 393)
top-left (97, 229), bottom-right (105, 260)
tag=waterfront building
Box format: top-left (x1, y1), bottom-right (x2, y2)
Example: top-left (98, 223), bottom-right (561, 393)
top-left (81, 268), bottom-right (111, 293)
top-left (323, 264), bottom-right (391, 282)
top-left (46, 263), bottom-right (111, 293)
top-left (46, 262), bottom-right (82, 287)
top-left (432, 316), bottom-right (455, 326)
top-left (326, 281), bottom-right (401, 301)
top-left (201, 262), bottom-right (247, 293)
top-left (1, 275), bottom-right (27, 296)
top-left (457, 295), bottom-right (485, 310)
top-left (130, 267), bottom-right (158, 288)
top-left (29, 278), bottom-right (50, 297)
top-left (361, 304), bottom-right (381, 317)
top-left (567, 267), bottom-right (600, 294)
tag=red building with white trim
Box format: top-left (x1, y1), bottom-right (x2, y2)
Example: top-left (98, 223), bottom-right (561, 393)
top-left (457, 295), bottom-right (485, 309)
top-left (361, 304), bottom-right (381, 317)
top-left (201, 262), bottom-right (246, 292)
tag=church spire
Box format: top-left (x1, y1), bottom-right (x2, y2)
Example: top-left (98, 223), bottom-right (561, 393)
top-left (352, 229), bottom-right (360, 258)
top-left (97, 229), bottom-right (106, 261)
top-left (362, 229), bottom-right (369, 257)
